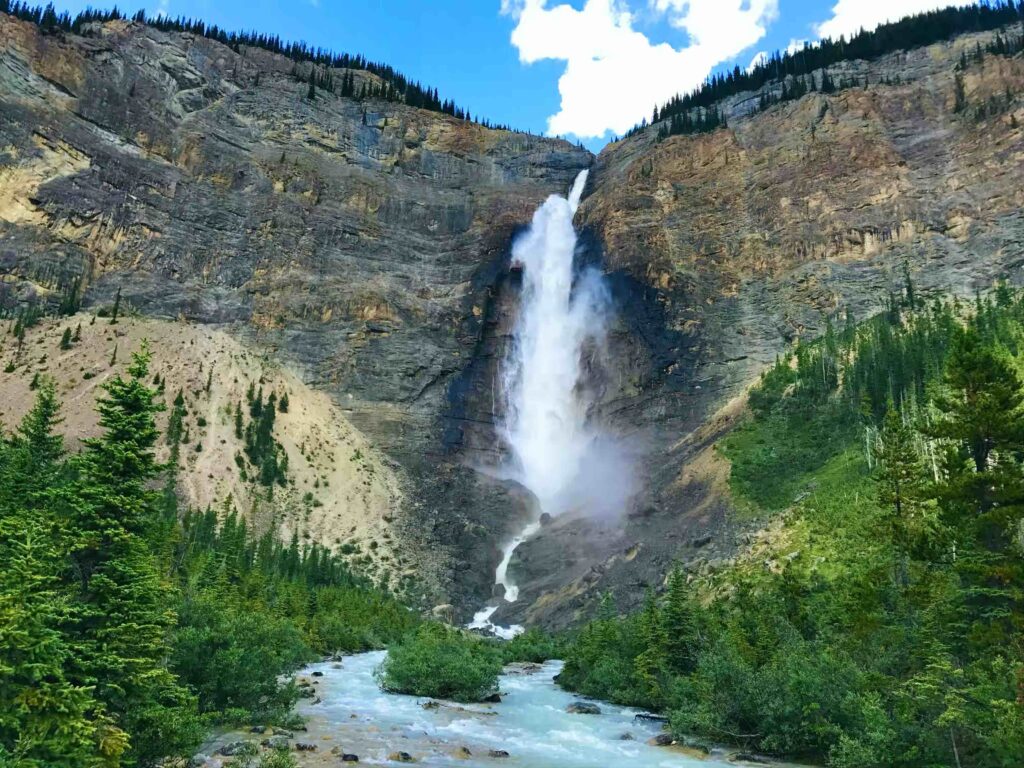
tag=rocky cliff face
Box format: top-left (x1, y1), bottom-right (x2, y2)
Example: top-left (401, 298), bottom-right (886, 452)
top-left (0, 13), bottom-right (590, 611)
top-left (496, 24), bottom-right (1024, 628)
top-left (3, 12), bottom-right (1024, 626)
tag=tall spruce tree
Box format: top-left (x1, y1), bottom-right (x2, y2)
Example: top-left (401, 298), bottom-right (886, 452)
top-left (61, 345), bottom-right (201, 765)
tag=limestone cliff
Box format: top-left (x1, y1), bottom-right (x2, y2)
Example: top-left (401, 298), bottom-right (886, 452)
top-left (3, 11), bottom-right (1024, 626)
top-left (496, 23), bottom-right (1024, 628)
top-left (0, 13), bottom-right (591, 611)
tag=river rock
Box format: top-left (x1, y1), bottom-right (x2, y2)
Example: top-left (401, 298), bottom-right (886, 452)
top-left (273, 729), bottom-right (295, 738)
top-left (340, 755), bottom-right (359, 762)
top-left (249, 725), bottom-right (267, 734)
top-left (261, 736), bottom-right (290, 750)
top-left (216, 742), bottom-right (253, 756)
top-left (634, 712), bottom-right (669, 724)
top-left (648, 734), bottom-right (674, 747)
top-left (454, 746), bottom-right (472, 759)
top-left (483, 692), bottom-right (502, 703)
top-left (731, 753), bottom-right (772, 764)
top-left (295, 742), bottom-right (317, 751)
top-left (566, 701), bottom-right (602, 715)
top-left (487, 750), bottom-right (510, 758)
top-left (387, 752), bottom-right (416, 763)
top-left (311, 670), bottom-right (324, 677)
top-left (618, 732), bottom-right (635, 741)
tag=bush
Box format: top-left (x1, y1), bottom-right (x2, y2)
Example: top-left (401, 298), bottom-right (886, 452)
top-left (376, 624), bottom-right (502, 702)
top-left (501, 627), bottom-right (563, 663)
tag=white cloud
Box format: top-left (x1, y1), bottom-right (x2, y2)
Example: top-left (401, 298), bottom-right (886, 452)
top-left (502, 0), bottom-right (778, 138)
top-left (814, 0), bottom-right (977, 40)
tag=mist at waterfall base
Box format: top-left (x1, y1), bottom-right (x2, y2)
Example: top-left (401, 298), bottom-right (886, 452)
top-left (471, 170), bottom-right (635, 637)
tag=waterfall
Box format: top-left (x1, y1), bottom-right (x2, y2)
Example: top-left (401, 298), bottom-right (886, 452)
top-left (471, 169), bottom-right (631, 637)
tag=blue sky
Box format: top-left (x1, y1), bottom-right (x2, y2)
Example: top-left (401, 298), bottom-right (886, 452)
top-left (50, 0), bottom-right (978, 149)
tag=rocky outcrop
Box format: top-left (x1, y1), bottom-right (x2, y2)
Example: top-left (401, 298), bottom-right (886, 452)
top-left (496, 24), bottom-right (1024, 628)
top-left (0, 12), bottom-right (590, 613)
top-left (4, 11), bottom-right (1024, 625)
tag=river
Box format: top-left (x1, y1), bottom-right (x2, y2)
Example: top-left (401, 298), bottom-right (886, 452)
top-left (200, 651), bottom-right (773, 767)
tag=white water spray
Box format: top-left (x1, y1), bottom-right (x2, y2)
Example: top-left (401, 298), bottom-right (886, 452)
top-left (471, 169), bottom-right (633, 637)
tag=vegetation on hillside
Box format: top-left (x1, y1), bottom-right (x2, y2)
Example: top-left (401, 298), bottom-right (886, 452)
top-left (0, 346), bottom-right (417, 766)
top-left (557, 282), bottom-right (1024, 767)
top-left (638, 0), bottom-right (1024, 139)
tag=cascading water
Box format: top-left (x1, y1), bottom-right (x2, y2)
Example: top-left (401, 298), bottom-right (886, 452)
top-left (471, 169), bottom-right (631, 638)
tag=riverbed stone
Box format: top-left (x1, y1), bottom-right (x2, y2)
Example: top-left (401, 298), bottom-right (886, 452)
top-left (566, 701), bottom-right (602, 715)
top-left (261, 736), bottom-right (290, 750)
top-left (216, 742), bottom-right (251, 757)
top-left (648, 734), bottom-right (674, 747)
top-left (487, 750), bottom-right (510, 758)
top-left (387, 752), bottom-right (416, 763)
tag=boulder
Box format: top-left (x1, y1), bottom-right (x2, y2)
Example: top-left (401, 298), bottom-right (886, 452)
top-left (487, 750), bottom-right (510, 758)
top-left (454, 746), bottom-right (472, 759)
top-left (387, 752), bottom-right (416, 763)
top-left (249, 725), bottom-right (267, 734)
top-left (295, 742), bottom-right (317, 751)
top-left (340, 755), bottom-right (359, 762)
top-left (648, 734), bottom-right (674, 747)
top-left (618, 732), bottom-right (635, 741)
top-left (731, 753), bottom-right (771, 764)
top-left (566, 701), bottom-right (601, 715)
top-left (483, 693), bottom-right (502, 703)
top-left (261, 736), bottom-right (290, 750)
top-left (311, 670), bottom-right (324, 677)
top-left (216, 742), bottom-right (250, 756)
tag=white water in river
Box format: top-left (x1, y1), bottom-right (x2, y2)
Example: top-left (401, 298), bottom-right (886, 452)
top-left (277, 652), bottom-right (737, 767)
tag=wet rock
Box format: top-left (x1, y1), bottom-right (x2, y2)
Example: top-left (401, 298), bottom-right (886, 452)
top-left (188, 755), bottom-right (221, 768)
top-left (295, 742), bottom-right (317, 751)
top-left (340, 755), bottom-right (359, 762)
top-left (539, 512), bottom-right (553, 526)
top-left (634, 712), bottom-right (669, 724)
top-left (311, 670), bottom-right (324, 677)
top-left (566, 701), bottom-right (601, 715)
top-left (274, 729), bottom-right (295, 738)
top-left (504, 662), bottom-right (543, 675)
top-left (487, 750), bottom-right (510, 758)
top-left (454, 746), bottom-right (472, 759)
top-left (483, 693), bottom-right (502, 703)
top-left (731, 753), bottom-right (771, 764)
top-left (249, 725), bottom-right (267, 734)
top-left (261, 736), bottom-right (290, 750)
top-left (648, 734), bottom-right (674, 747)
top-left (491, 583), bottom-right (507, 600)
top-left (618, 732), bottom-right (635, 741)
top-left (692, 535), bottom-right (713, 548)
top-left (216, 742), bottom-right (251, 756)
top-left (387, 752), bottom-right (416, 763)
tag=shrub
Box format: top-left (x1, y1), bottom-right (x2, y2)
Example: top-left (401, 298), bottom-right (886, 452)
top-left (376, 624), bottom-right (502, 702)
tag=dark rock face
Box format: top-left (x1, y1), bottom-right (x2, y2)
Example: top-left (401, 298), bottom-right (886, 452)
top-left (4, 13), bottom-right (1024, 627)
top-left (0, 13), bottom-right (590, 615)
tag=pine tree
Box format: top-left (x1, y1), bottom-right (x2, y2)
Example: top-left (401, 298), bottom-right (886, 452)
top-left (60, 327), bottom-right (72, 350)
top-left (661, 567), bottom-right (700, 675)
top-left (62, 345), bottom-right (201, 764)
top-left (634, 590), bottom-right (669, 707)
top-left (876, 409), bottom-right (927, 585)
top-left (109, 287), bottom-right (121, 325)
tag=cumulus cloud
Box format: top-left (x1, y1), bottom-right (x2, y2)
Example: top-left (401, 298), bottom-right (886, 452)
top-left (502, 0), bottom-right (778, 138)
top-left (814, 0), bottom-right (977, 40)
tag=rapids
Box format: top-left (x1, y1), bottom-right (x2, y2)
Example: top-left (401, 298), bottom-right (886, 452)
top-left (283, 651), bottom-right (741, 767)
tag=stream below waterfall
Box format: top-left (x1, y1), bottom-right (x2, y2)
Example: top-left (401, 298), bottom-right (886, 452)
top-left (206, 652), bottom-right (777, 767)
